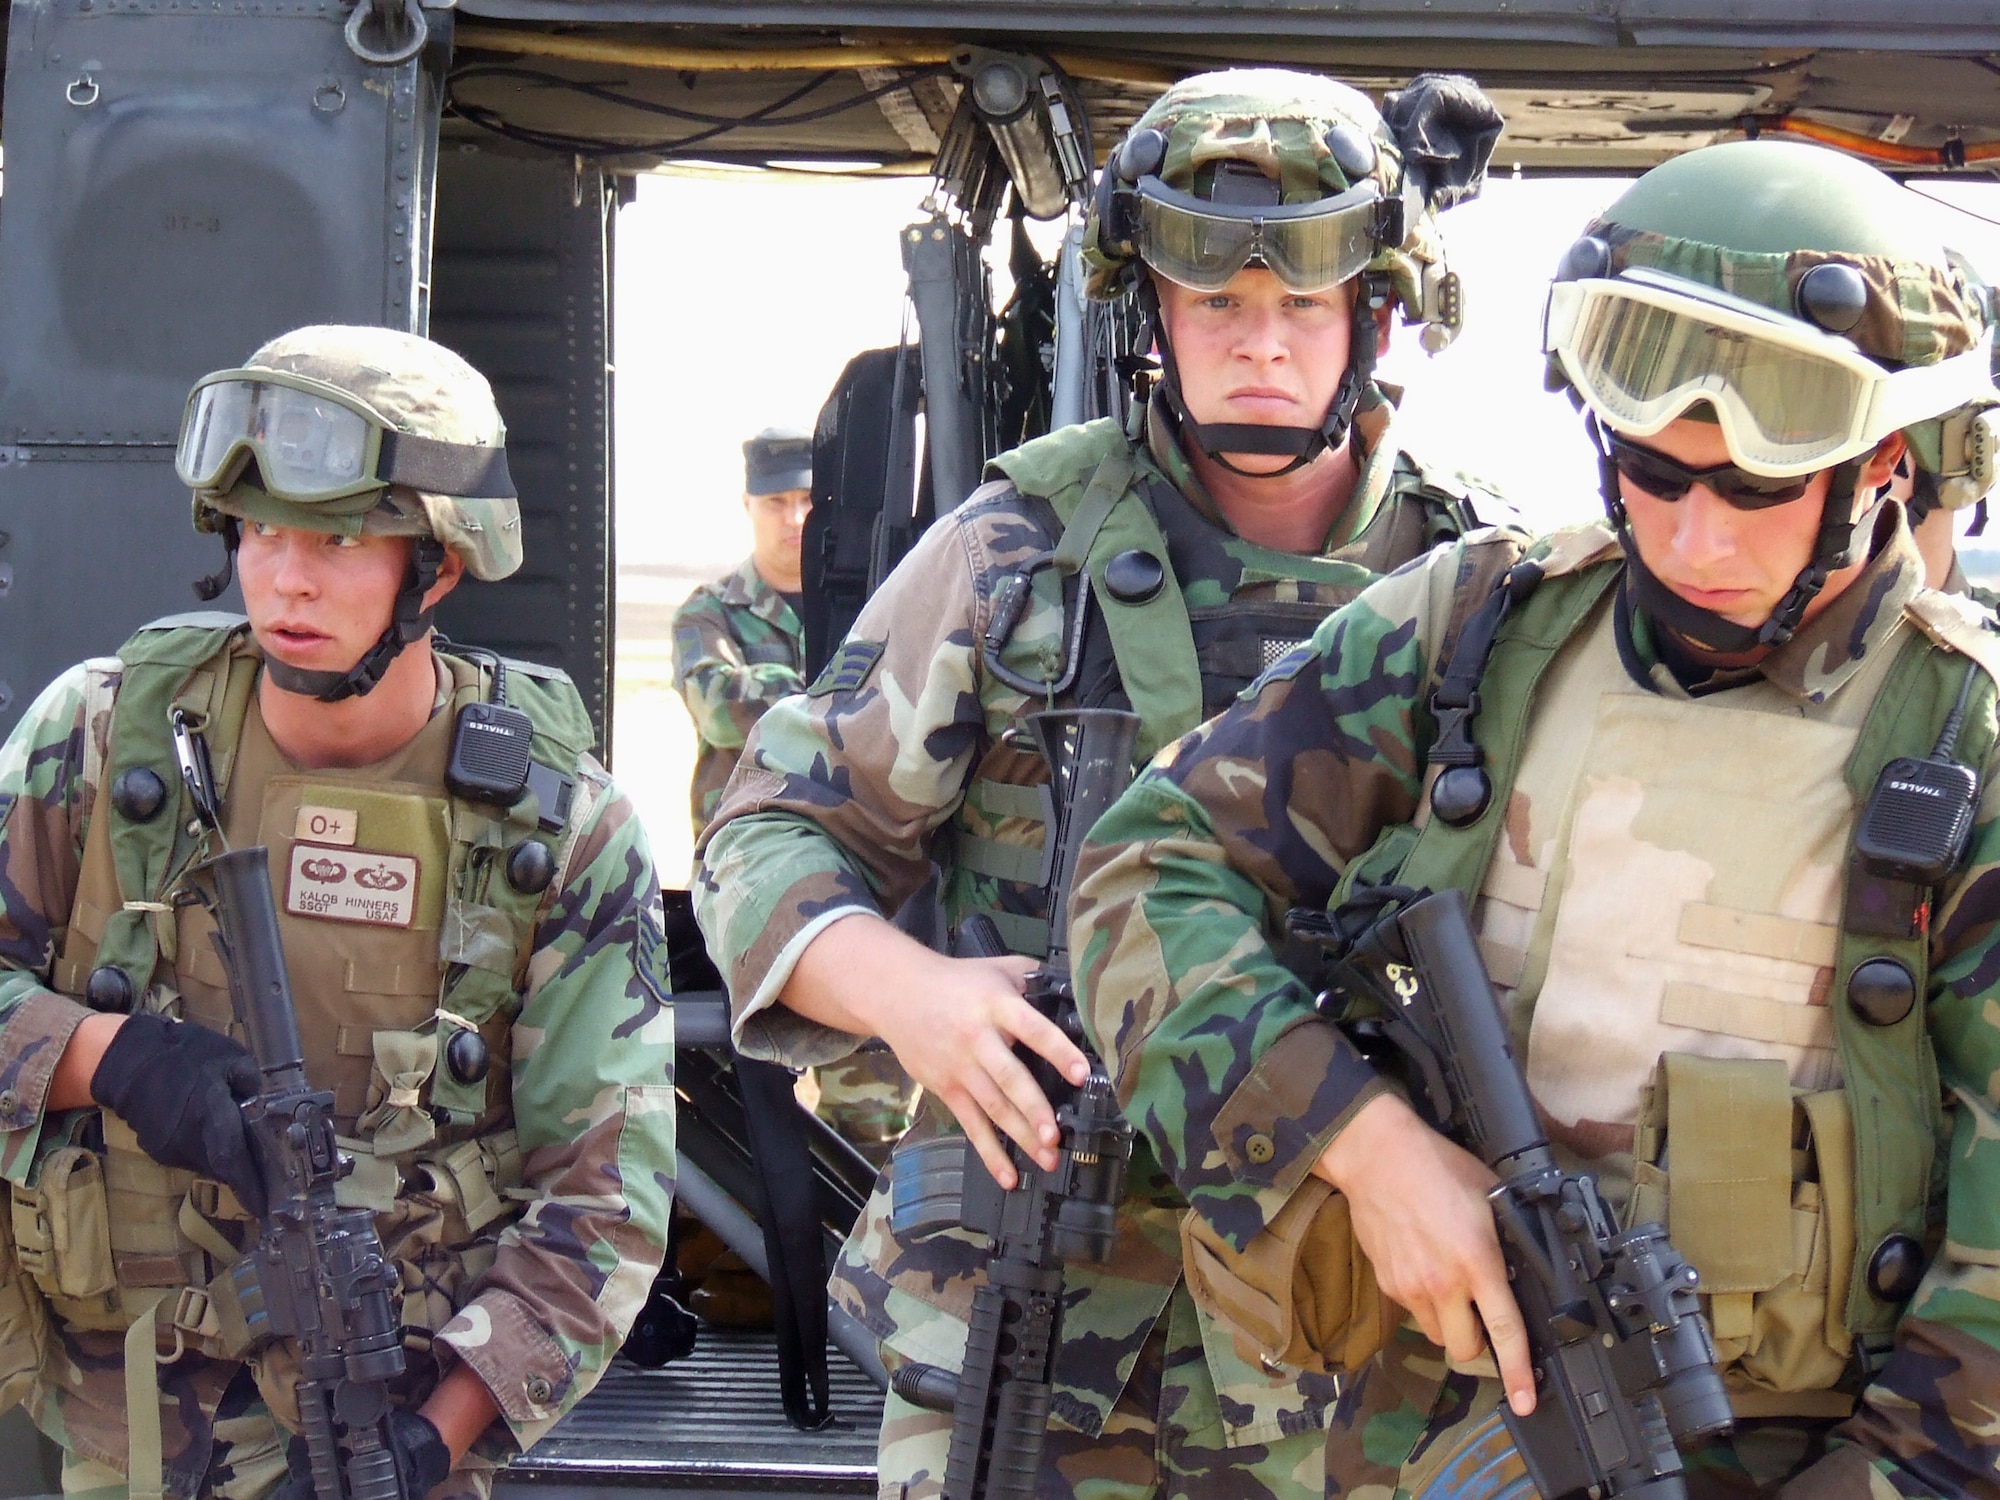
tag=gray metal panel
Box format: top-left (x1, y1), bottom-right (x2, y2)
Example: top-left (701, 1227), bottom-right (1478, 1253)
top-left (428, 148), bottom-right (614, 748)
top-left (447, 0), bottom-right (1997, 46)
top-left (0, 0), bottom-right (441, 443)
top-left (0, 0), bottom-right (445, 736)
top-left (492, 1330), bottom-right (879, 1498)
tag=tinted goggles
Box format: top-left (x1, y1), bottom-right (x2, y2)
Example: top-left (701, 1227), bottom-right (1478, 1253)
top-left (1132, 175), bottom-right (1390, 295)
top-left (1606, 431), bottom-right (1813, 510)
top-left (1545, 268), bottom-right (1995, 476)
top-left (176, 369), bottom-right (514, 505)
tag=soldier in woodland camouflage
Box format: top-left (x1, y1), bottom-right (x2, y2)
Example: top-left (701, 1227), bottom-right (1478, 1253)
top-left (1070, 141), bottom-right (2000, 1499)
top-left (696, 69), bottom-right (1506, 1500)
top-left (672, 428), bottom-right (918, 1166)
top-left (0, 326), bottom-right (676, 1500)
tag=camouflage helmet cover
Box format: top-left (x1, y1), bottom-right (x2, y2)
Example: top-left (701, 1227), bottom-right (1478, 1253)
top-left (1569, 140), bottom-right (1996, 476)
top-left (1080, 68), bottom-right (1458, 323)
top-left (1584, 140), bottom-right (1988, 371)
top-left (192, 324), bottom-right (522, 581)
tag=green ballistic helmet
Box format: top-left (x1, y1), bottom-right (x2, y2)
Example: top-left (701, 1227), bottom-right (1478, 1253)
top-left (1548, 140), bottom-right (1997, 499)
top-left (187, 324), bottom-right (522, 581)
top-left (1083, 68), bottom-right (1501, 345)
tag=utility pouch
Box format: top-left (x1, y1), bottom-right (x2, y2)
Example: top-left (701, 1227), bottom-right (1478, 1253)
top-left (11, 1146), bottom-right (119, 1322)
top-left (1179, 1175), bottom-right (1398, 1375)
top-left (1636, 1054), bottom-right (1855, 1413)
top-left (0, 1185), bottom-right (50, 1411)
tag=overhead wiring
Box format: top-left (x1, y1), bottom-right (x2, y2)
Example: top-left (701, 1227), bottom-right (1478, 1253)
top-left (445, 62), bottom-right (954, 159)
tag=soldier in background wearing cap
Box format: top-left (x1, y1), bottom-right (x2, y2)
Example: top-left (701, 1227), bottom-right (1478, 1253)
top-left (0, 325), bottom-right (675, 1500)
top-left (670, 430), bottom-right (919, 1321)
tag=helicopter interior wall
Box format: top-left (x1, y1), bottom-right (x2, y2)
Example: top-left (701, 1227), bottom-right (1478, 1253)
top-left (429, 146), bottom-right (617, 749)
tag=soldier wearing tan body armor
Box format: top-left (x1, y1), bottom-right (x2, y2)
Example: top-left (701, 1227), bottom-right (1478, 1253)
top-left (0, 327), bottom-right (676, 1500)
top-left (1071, 142), bottom-right (2000, 1498)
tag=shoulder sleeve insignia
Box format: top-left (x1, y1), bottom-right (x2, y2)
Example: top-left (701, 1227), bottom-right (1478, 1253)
top-left (808, 638), bottom-right (885, 697)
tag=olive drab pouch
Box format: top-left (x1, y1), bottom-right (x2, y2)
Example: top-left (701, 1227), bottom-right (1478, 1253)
top-left (11, 1145), bottom-right (118, 1323)
top-left (0, 1180), bottom-right (51, 1411)
top-left (1179, 1175), bottom-right (1398, 1375)
top-left (1633, 1054), bottom-right (1855, 1415)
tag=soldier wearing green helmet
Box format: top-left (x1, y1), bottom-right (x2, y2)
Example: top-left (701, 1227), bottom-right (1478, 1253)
top-left (1069, 138), bottom-right (2000, 1499)
top-left (696, 67), bottom-right (1506, 1500)
top-left (0, 326), bottom-right (676, 1500)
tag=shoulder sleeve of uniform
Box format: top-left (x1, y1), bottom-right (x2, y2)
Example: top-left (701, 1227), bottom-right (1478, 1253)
top-left (445, 766), bottom-right (673, 1451)
top-left (1906, 587), bottom-right (2000, 689)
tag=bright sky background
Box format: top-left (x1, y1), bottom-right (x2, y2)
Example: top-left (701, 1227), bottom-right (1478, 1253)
top-left (607, 165), bottom-right (2000, 873)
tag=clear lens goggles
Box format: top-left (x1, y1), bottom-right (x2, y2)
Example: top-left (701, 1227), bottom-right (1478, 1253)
top-left (1132, 175), bottom-right (1390, 295)
top-left (177, 371), bottom-right (391, 503)
top-left (1545, 267), bottom-right (1997, 476)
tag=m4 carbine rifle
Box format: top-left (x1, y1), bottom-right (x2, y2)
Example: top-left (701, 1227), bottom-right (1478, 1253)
top-left (1289, 885), bottom-right (1735, 1500)
top-left (888, 708), bottom-right (1139, 1500)
top-left (196, 846), bottom-right (416, 1500)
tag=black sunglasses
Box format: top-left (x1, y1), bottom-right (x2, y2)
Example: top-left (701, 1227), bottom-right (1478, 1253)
top-left (1606, 432), bottom-right (1813, 511)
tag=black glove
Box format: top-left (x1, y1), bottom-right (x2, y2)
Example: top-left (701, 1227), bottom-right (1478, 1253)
top-left (272, 1408), bottom-right (453, 1500)
top-left (1382, 73), bottom-right (1505, 211)
top-left (89, 1011), bottom-right (267, 1217)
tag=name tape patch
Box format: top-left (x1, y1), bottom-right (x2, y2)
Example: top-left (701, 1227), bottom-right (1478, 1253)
top-left (295, 804), bottom-right (359, 847)
top-left (285, 844), bottom-right (419, 928)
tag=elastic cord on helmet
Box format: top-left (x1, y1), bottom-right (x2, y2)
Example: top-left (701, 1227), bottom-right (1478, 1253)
top-left (261, 538), bottom-right (449, 703)
top-left (1141, 271), bottom-right (1385, 479)
top-left (1592, 413), bottom-right (1862, 656)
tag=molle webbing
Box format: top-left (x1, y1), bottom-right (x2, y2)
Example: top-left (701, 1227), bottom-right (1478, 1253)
top-left (1335, 553), bottom-right (1620, 904)
top-left (1830, 635), bottom-right (1994, 1335)
top-left (95, 615), bottom-right (263, 1004)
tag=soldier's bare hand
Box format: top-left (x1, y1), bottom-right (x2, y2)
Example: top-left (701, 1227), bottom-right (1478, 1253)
top-left (1313, 1092), bottom-right (1537, 1416)
top-left (779, 914), bottom-right (1090, 1186)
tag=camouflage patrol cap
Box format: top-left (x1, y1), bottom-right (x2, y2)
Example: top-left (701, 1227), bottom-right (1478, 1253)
top-left (1081, 68), bottom-right (1496, 338)
top-left (192, 324), bottom-right (523, 581)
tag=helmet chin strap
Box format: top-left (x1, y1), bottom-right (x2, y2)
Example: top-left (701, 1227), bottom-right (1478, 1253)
top-left (1590, 415), bottom-right (1863, 657)
top-left (261, 539), bottom-right (448, 704)
top-left (1140, 273), bottom-right (1384, 480)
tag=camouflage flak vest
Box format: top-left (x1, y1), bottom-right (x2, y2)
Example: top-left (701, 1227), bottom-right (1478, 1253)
top-left (953, 415), bottom-right (1483, 955)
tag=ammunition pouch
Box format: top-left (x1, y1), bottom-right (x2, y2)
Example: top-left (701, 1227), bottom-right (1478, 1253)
top-left (1180, 1176), bottom-right (1399, 1376)
top-left (0, 1163), bottom-right (52, 1412)
top-left (1631, 1054), bottom-right (1858, 1419)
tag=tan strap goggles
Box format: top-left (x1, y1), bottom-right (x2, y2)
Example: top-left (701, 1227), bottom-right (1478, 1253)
top-left (176, 369), bottom-right (514, 506)
top-left (1132, 175), bottom-right (1393, 295)
top-left (1544, 268), bottom-right (1996, 477)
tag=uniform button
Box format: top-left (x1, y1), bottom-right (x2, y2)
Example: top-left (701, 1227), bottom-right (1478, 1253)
top-left (526, 1375), bottom-right (553, 1404)
top-left (0, 1088), bottom-right (17, 1117)
top-left (1244, 1133), bottom-right (1275, 1165)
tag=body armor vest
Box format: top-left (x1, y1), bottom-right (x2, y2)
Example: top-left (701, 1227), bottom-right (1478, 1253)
top-left (953, 416), bottom-right (1484, 955)
top-left (1333, 528), bottom-right (2000, 1407)
top-left (22, 616), bottom-right (592, 1353)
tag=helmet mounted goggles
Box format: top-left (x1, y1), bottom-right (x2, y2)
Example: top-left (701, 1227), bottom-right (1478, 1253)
top-left (176, 368), bottom-right (515, 507)
top-left (1128, 174), bottom-right (1397, 295)
top-left (1545, 267), bottom-right (1996, 477)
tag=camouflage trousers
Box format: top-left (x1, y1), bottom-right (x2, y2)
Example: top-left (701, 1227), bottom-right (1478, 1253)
top-left (1327, 1328), bottom-right (1832, 1499)
top-left (814, 1044), bottom-right (920, 1167)
top-left (41, 1364), bottom-right (496, 1500)
top-left (876, 1285), bottom-right (1326, 1500)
